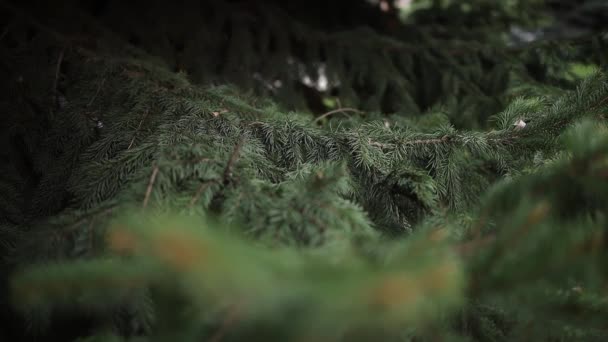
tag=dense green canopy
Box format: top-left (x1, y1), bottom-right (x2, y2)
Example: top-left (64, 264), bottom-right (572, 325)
top-left (1, 0), bottom-right (607, 341)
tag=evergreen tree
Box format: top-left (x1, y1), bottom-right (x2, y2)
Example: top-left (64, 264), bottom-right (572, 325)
top-left (1, 0), bottom-right (607, 340)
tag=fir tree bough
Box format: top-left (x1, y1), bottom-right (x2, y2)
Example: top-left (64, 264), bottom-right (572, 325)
top-left (1, 0), bottom-right (608, 341)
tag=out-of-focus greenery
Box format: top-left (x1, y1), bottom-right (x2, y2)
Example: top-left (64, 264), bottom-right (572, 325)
top-left (1, 0), bottom-right (607, 340)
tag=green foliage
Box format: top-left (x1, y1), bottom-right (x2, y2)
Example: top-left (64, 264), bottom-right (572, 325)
top-left (11, 213), bottom-right (465, 341)
top-left (1, 0), bottom-right (608, 341)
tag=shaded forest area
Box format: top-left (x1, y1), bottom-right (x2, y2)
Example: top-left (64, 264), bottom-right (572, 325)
top-left (1, 0), bottom-right (608, 341)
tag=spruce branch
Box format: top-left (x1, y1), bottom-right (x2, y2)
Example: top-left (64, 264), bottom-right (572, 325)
top-left (52, 47), bottom-right (65, 109)
top-left (142, 165), bottom-right (160, 209)
top-left (3, 3), bottom-right (608, 340)
top-left (368, 134), bottom-right (453, 150)
top-left (313, 107), bottom-right (363, 123)
top-left (128, 110), bottom-right (149, 150)
top-left (299, 207), bottom-right (328, 236)
top-left (223, 135), bottom-right (247, 185)
top-left (188, 180), bottom-right (218, 208)
top-left (589, 95), bottom-right (608, 112)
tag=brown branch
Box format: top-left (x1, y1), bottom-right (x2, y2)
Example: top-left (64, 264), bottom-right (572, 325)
top-left (128, 110), bottom-right (149, 150)
top-left (363, 92), bottom-right (608, 153)
top-left (313, 107), bottom-right (362, 123)
top-left (369, 140), bottom-right (395, 149)
top-left (142, 165), bottom-right (159, 208)
top-left (369, 135), bottom-right (452, 149)
top-left (188, 180), bottom-right (218, 208)
top-left (223, 135), bottom-right (247, 183)
top-left (299, 207), bottom-right (327, 235)
top-left (408, 135), bottom-right (452, 145)
top-left (589, 95), bottom-right (608, 112)
top-left (52, 47), bottom-right (65, 108)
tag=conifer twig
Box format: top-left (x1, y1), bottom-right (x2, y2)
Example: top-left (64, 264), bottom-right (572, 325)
top-left (369, 135), bottom-right (452, 149)
top-left (369, 140), bottom-right (394, 149)
top-left (313, 107), bottom-right (362, 123)
top-left (128, 110), bottom-right (149, 150)
top-left (188, 180), bottom-right (218, 208)
top-left (223, 135), bottom-right (247, 184)
top-left (589, 95), bottom-right (608, 112)
top-left (52, 47), bottom-right (65, 108)
top-left (142, 165), bottom-right (159, 208)
top-left (301, 208), bottom-right (327, 234)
